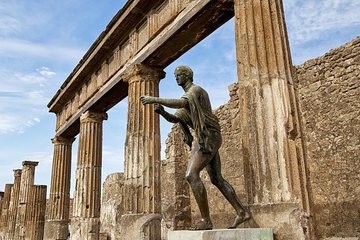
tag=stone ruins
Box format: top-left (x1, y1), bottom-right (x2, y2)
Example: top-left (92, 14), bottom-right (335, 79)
top-left (0, 0), bottom-right (359, 239)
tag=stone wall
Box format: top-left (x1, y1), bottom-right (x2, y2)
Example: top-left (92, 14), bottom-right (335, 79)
top-left (295, 36), bottom-right (360, 239)
top-left (161, 125), bottom-right (192, 240)
top-left (100, 173), bottom-right (124, 240)
top-left (161, 37), bottom-right (360, 239)
top-left (99, 37), bottom-right (359, 239)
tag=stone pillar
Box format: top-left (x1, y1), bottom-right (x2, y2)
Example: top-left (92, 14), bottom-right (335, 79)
top-left (26, 185), bottom-right (47, 240)
top-left (161, 126), bottom-right (192, 240)
top-left (0, 191), bottom-right (3, 217)
top-left (234, 0), bottom-right (311, 238)
top-left (14, 161), bottom-right (38, 240)
top-left (121, 64), bottom-right (165, 240)
top-left (7, 169), bottom-right (22, 240)
top-left (0, 184), bottom-right (13, 238)
top-left (44, 136), bottom-right (74, 240)
top-left (70, 111), bottom-right (107, 240)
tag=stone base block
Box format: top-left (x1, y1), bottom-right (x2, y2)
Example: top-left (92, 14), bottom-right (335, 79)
top-left (70, 217), bottom-right (100, 240)
top-left (120, 213), bottom-right (162, 240)
top-left (44, 220), bottom-right (69, 240)
top-left (168, 228), bottom-right (273, 240)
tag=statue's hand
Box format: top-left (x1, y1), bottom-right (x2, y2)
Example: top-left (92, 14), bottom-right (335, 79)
top-left (140, 95), bottom-right (156, 105)
top-left (154, 104), bottom-right (164, 114)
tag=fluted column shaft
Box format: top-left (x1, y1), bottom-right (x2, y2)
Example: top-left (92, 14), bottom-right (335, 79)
top-left (123, 64), bottom-right (164, 215)
top-left (70, 111), bottom-right (107, 240)
top-left (7, 169), bottom-right (22, 240)
top-left (14, 161), bottom-right (38, 240)
top-left (26, 185), bottom-right (47, 240)
top-left (234, 0), bottom-right (309, 208)
top-left (0, 184), bottom-right (13, 235)
top-left (0, 192), bottom-right (3, 218)
top-left (44, 136), bottom-right (74, 240)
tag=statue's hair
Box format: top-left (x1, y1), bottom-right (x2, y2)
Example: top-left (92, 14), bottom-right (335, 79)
top-left (175, 65), bottom-right (193, 82)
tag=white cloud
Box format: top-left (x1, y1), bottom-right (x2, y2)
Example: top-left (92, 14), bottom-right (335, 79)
top-left (37, 67), bottom-right (56, 78)
top-left (285, 0), bottom-right (360, 44)
top-left (0, 38), bottom-right (85, 63)
top-left (0, 2), bottom-right (22, 37)
top-left (0, 67), bottom-right (54, 134)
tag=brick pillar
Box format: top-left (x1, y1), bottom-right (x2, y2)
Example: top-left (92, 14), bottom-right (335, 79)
top-left (234, 0), bottom-right (311, 238)
top-left (70, 111), bottom-right (107, 240)
top-left (44, 136), bottom-right (74, 240)
top-left (26, 185), bottom-right (47, 240)
top-left (7, 169), bottom-right (22, 240)
top-left (121, 64), bottom-right (164, 240)
top-left (14, 161), bottom-right (38, 240)
top-left (0, 184), bottom-right (13, 237)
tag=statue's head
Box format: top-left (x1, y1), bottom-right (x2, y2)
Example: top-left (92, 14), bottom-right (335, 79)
top-left (174, 65), bottom-right (193, 83)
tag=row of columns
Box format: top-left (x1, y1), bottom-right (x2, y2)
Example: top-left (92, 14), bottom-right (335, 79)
top-left (0, 0), bottom-right (309, 239)
top-left (0, 162), bottom-right (47, 240)
top-left (44, 64), bottom-right (164, 240)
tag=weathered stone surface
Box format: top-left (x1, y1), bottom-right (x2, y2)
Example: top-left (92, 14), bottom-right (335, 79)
top-left (121, 64), bottom-right (164, 239)
top-left (26, 185), bottom-right (47, 240)
top-left (71, 111), bottom-right (107, 240)
top-left (0, 184), bottom-right (13, 239)
top-left (161, 126), bottom-right (192, 240)
top-left (7, 169), bottom-right (22, 240)
top-left (70, 218), bottom-right (100, 240)
top-left (168, 228), bottom-right (273, 240)
top-left (119, 213), bottom-right (162, 240)
top-left (48, 0), bottom-right (234, 138)
top-left (296, 36), bottom-right (360, 239)
top-left (100, 172), bottom-right (124, 240)
top-left (44, 136), bottom-right (74, 240)
top-left (14, 161), bottom-right (38, 240)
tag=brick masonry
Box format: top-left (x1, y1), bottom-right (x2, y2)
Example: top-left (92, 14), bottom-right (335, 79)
top-left (295, 36), bottom-right (360, 238)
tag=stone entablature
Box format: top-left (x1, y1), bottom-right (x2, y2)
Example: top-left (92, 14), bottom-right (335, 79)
top-left (48, 0), bottom-right (234, 137)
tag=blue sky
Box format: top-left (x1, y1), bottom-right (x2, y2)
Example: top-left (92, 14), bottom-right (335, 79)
top-left (0, 0), bottom-right (359, 196)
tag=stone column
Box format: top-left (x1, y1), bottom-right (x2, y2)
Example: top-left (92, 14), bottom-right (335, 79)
top-left (44, 136), bottom-right (74, 240)
top-left (0, 184), bottom-right (13, 238)
top-left (0, 191), bottom-right (3, 217)
top-left (70, 111), bottom-right (107, 240)
top-left (7, 169), bottom-right (22, 240)
top-left (14, 161), bottom-right (38, 240)
top-left (121, 64), bottom-right (165, 240)
top-left (26, 185), bottom-right (47, 240)
top-left (234, 0), bottom-right (311, 238)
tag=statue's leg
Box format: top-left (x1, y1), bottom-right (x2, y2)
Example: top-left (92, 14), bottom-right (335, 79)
top-left (185, 143), bottom-right (215, 230)
top-left (206, 152), bottom-right (251, 228)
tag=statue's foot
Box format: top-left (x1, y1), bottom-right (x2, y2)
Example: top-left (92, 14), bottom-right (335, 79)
top-left (228, 211), bottom-right (251, 229)
top-left (189, 218), bottom-right (213, 230)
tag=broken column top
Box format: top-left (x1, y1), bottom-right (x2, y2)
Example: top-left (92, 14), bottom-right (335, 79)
top-left (13, 169), bottom-right (22, 176)
top-left (22, 161), bottom-right (39, 167)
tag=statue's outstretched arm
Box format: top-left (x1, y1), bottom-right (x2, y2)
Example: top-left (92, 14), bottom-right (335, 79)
top-left (140, 96), bottom-right (187, 109)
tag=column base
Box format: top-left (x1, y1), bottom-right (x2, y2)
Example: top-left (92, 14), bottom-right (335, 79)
top-left (120, 213), bottom-right (162, 240)
top-left (44, 220), bottom-right (69, 240)
top-left (168, 228), bottom-right (273, 240)
top-left (70, 217), bottom-right (99, 240)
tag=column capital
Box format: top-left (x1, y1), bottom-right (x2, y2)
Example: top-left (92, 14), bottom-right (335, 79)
top-left (13, 169), bottom-right (22, 177)
top-left (22, 161), bottom-right (39, 167)
top-left (51, 136), bottom-right (75, 145)
top-left (122, 64), bottom-right (165, 84)
top-left (80, 111), bottom-right (108, 124)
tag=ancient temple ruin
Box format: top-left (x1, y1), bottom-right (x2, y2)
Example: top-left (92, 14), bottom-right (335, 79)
top-left (0, 0), bottom-right (359, 239)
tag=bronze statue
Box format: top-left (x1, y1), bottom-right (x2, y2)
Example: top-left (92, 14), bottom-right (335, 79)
top-left (140, 65), bottom-right (250, 230)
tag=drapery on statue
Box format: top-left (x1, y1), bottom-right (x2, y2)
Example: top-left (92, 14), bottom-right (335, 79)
top-left (140, 65), bottom-right (250, 230)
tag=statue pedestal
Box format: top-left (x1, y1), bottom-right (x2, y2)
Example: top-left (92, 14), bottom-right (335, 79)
top-left (168, 228), bottom-right (273, 240)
